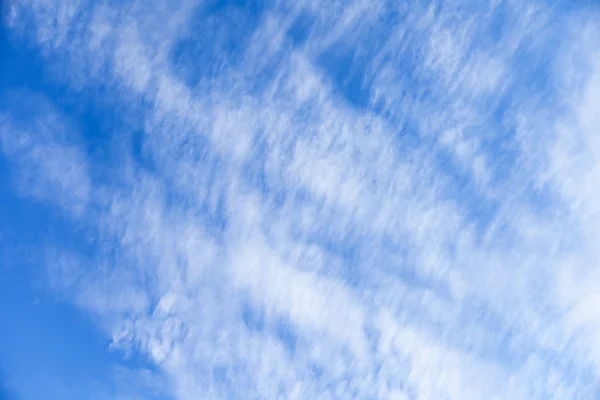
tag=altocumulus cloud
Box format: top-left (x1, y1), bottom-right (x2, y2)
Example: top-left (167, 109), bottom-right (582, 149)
top-left (2, 0), bottom-right (600, 398)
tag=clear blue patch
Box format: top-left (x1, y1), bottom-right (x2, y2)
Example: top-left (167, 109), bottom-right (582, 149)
top-left (241, 302), bottom-right (265, 332)
top-left (274, 319), bottom-right (297, 356)
top-left (169, 0), bottom-right (268, 88)
top-left (286, 10), bottom-right (315, 47)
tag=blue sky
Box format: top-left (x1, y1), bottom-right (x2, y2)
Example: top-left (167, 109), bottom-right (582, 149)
top-left (1, 0), bottom-right (600, 399)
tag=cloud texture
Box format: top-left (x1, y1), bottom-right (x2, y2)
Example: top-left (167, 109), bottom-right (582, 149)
top-left (2, 0), bottom-right (600, 398)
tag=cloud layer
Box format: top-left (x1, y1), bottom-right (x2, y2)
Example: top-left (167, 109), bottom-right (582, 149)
top-left (3, 0), bottom-right (600, 398)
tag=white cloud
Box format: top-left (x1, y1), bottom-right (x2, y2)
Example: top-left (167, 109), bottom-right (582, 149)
top-left (0, 93), bottom-right (91, 216)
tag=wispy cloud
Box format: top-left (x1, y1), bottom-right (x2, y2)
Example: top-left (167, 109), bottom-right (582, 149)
top-left (0, 92), bottom-right (91, 216)
top-left (3, 0), bottom-right (600, 398)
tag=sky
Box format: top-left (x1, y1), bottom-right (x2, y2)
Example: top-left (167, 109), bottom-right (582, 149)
top-left (1, 0), bottom-right (600, 399)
